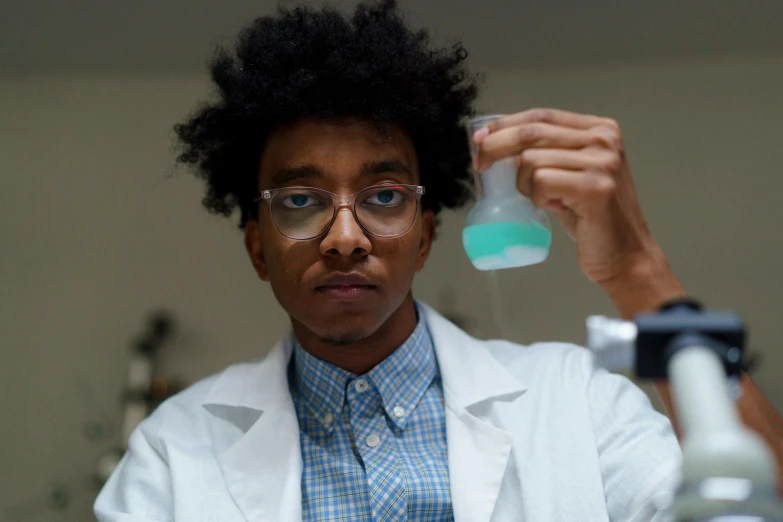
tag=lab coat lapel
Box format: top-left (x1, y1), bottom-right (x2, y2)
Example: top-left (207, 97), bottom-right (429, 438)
top-left (423, 305), bottom-right (527, 522)
top-left (202, 340), bottom-right (302, 522)
top-left (444, 401), bottom-right (515, 522)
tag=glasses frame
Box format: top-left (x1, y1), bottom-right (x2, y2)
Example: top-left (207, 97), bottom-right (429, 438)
top-left (254, 184), bottom-right (426, 240)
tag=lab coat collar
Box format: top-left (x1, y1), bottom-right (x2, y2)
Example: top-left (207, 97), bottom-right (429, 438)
top-left (200, 303), bottom-right (528, 522)
top-left (420, 302), bottom-right (527, 409)
top-left (202, 337), bottom-right (293, 414)
top-left (201, 303), bottom-right (527, 413)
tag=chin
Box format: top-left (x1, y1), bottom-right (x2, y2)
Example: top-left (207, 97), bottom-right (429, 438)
top-left (320, 331), bottom-right (368, 346)
top-left (285, 290), bottom-right (409, 347)
top-left (313, 315), bottom-right (380, 346)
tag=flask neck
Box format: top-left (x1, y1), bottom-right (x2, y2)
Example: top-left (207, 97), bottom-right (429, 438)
top-left (480, 158), bottom-right (518, 199)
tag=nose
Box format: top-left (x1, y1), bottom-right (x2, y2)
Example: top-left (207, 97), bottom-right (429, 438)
top-left (319, 207), bottom-right (372, 258)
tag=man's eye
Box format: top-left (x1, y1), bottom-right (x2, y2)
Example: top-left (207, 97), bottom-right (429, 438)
top-left (281, 194), bottom-right (320, 209)
top-left (366, 189), bottom-right (403, 206)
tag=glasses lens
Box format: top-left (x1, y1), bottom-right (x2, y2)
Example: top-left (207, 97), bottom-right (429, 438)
top-left (270, 188), bottom-right (334, 239)
top-left (355, 185), bottom-right (418, 237)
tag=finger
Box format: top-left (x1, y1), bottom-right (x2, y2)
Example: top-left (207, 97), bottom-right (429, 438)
top-left (518, 148), bottom-right (621, 175)
top-left (526, 168), bottom-right (616, 217)
top-left (483, 108), bottom-right (616, 134)
top-left (476, 123), bottom-right (596, 171)
top-left (516, 149), bottom-right (614, 197)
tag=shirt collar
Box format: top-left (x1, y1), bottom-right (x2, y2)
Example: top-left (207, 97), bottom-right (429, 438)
top-left (367, 315), bottom-right (436, 430)
top-left (291, 303), bottom-right (437, 432)
top-left (291, 341), bottom-right (352, 432)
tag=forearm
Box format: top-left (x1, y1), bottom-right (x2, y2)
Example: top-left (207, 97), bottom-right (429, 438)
top-left (599, 245), bottom-right (686, 322)
top-left (733, 375), bottom-right (783, 493)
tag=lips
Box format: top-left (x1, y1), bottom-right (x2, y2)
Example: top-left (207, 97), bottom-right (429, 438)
top-left (314, 273), bottom-right (378, 300)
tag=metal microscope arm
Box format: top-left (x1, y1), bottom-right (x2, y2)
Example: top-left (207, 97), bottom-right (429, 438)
top-left (587, 301), bottom-right (783, 521)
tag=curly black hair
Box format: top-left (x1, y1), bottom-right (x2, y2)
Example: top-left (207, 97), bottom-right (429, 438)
top-left (175, 0), bottom-right (480, 229)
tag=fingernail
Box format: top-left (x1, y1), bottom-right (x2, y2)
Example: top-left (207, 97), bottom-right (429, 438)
top-left (473, 127), bottom-right (489, 143)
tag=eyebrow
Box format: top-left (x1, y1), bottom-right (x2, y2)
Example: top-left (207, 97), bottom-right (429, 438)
top-left (270, 164), bottom-right (322, 187)
top-left (269, 158), bottom-right (414, 188)
top-left (360, 159), bottom-right (413, 182)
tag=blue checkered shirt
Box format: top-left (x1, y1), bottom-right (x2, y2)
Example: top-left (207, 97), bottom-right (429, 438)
top-left (289, 311), bottom-right (453, 521)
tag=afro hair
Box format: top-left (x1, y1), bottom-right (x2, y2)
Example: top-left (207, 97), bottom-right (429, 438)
top-left (175, 0), bottom-right (480, 229)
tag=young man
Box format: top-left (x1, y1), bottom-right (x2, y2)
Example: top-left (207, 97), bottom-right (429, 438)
top-left (95, 1), bottom-right (783, 521)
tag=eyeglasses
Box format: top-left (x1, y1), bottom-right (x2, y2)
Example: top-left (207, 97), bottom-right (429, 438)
top-left (254, 184), bottom-right (425, 240)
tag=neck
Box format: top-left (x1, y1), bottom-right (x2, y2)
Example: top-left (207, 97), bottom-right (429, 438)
top-left (291, 294), bottom-right (419, 374)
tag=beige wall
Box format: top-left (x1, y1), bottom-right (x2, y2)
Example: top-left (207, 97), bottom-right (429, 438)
top-left (2, 51), bottom-right (782, 520)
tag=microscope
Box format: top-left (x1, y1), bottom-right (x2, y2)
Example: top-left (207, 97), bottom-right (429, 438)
top-left (587, 299), bottom-right (783, 521)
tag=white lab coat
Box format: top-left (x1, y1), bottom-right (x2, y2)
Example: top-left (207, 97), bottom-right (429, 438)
top-left (95, 304), bottom-right (681, 522)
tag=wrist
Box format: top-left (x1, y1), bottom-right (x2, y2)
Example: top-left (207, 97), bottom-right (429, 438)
top-left (600, 245), bottom-right (686, 319)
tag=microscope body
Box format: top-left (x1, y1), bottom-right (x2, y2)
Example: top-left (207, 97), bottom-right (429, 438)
top-left (587, 301), bottom-right (783, 521)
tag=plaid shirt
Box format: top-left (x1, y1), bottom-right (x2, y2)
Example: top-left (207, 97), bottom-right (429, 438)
top-left (289, 309), bottom-right (453, 521)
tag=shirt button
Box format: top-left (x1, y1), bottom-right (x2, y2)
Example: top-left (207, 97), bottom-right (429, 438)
top-left (392, 406), bottom-right (406, 418)
top-left (323, 413), bottom-right (334, 426)
top-left (365, 433), bottom-right (381, 448)
top-left (354, 379), bottom-right (369, 393)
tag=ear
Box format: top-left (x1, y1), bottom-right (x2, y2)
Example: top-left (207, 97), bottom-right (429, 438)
top-left (415, 210), bottom-right (436, 272)
top-left (244, 219), bottom-right (270, 281)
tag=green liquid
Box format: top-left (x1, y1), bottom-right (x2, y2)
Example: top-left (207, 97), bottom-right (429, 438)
top-left (463, 221), bottom-right (551, 270)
